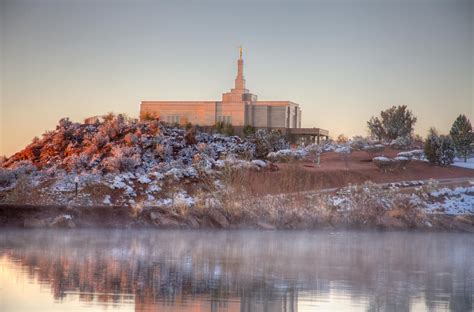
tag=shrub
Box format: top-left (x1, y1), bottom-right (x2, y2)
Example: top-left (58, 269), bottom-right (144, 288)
top-left (336, 134), bottom-right (348, 144)
top-left (362, 144), bottom-right (385, 159)
top-left (123, 133), bottom-right (138, 146)
top-left (331, 182), bottom-right (397, 225)
top-left (450, 114), bottom-right (473, 162)
top-left (93, 132), bottom-right (109, 149)
top-left (397, 149), bottom-right (424, 160)
top-left (214, 121), bottom-right (225, 134)
top-left (68, 153), bottom-right (90, 172)
top-left (243, 124), bottom-right (255, 137)
top-left (389, 136), bottom-right (412, 150)
top-left (367, 105), bottom-right (417, 140)
top-left (350, 136), bottom-right (373, 150)
top-left (184, 128), bottom-right (197, 145)
top-left (141, 112), bottom-right (155, 121)
top-left (103, 146), bottom-right (141, 172)
top-left (267, 149), bottom-right (307, 162)
top-left (424, 131), bottom-right (455, 167)
top-left (253, 129), bottom-right (289, 159)
top-left (373, 157), bottom-right (397, 172)
top-left (0, 168), bottom-right (15, 189)
top-left (394, 156), bottom-right (410, 169)
top-left (223, 123), bottom-right (234, 136)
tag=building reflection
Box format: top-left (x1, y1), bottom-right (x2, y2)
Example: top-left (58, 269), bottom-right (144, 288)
top-left (0, 230), bottom-right (472, 311)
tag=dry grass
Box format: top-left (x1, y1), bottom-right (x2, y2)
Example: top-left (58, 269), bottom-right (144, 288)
top-left (221, 162), bottom-right (325, 196)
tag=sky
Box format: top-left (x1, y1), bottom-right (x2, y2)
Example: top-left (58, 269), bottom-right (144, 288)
top-left (0, 0), bottom-right (473, 156)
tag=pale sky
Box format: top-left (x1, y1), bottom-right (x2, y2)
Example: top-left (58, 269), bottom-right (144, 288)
top-left (1, 0), bottom-right (473, 156)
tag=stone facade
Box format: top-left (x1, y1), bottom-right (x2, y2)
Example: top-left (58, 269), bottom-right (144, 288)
top-left (140, 52), bottom-right (302, 128)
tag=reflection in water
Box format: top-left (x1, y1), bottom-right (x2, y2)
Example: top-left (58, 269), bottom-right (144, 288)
top-left (0, 230), bottom-right (472, 311)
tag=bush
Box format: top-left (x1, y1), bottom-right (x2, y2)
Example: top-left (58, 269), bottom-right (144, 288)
top-left (267, 149), bottom-right (307, 162)
top-left (103, 146), bottom-right (141, 172)
top-left (389, 136), bottom-right (412, 150)
top-left (362, 144), bottom-right (385, 159)
top-left (397, 149), bottom-right (424, 160)
top-left (367, 105), bottom-right (417, 140)
top-left (394, 156), bottom-right (410, 169)
top-left (223, 123), bottom-right (234, 136)
top-left (184, 128), bottom-right (197, 145)
top-left (373, 156), bottom-right (410, 172)
top-left (141, 112), bottom-right (156, 121)
top-left (373, 157), bottom-right (397, 172)
top-left (214, 121), bottom-right (225, 134)
top-left (0, 168), bottom-right (15, 189)
top-left (350, 136), bottom-right (373, 150)
top-left (243, 125), bottom-right (255, 137)
top-left (424, 131), bottom-right (455, 166)
top-left (450, 114), bottom-right (473, 162)
top-left (336, 134), bottom-right (348, 144)
top-left (253, 129), bottom-right (289, 159)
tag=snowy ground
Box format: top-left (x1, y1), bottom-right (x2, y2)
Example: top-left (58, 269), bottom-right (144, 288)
top-left (451, 157), bottom-right (474, 170)
top-left (423, 185), bottom-right (474, 215)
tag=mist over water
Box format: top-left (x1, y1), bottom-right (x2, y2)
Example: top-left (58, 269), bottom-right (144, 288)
top-left (0, 230), bottom-right (472, 311)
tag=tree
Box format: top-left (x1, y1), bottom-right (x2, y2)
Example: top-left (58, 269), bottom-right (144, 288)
top-left (424, 129), bottom-right (455, 167)
top-left (450, 114), bottom-right (473, 162)
top-left (336, 134), bottom-right (348, 144)
top-left (243, 124), bottom-right (255, 137)
top-left (367, 105), bottom-right (417, 140)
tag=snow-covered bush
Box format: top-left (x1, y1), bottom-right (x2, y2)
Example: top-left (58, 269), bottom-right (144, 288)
top-left (10, 160), bottom-right (37, 176)
top-left (103, 146), bottom-right (141, 172)
top-left (373, 157), bottom-right (395, 172)
top-left (373, 156), bottom-right (409, 172)
top-left (93, 131), bottom-right (109, 149)
top-left (394, 156), bottom-right (410, 169)
top-left (0, 168), bottom-right (15, 189)
top-left (350, 136), bottom-right (373, 151)
top-left (329, 182), bottom-right (399, 225)
top-left (67, 153), bottom-right (90, 172)
top-left (362, 144), bottom-right (385, 159)
top-left (389, 136), bottom-right (412, 150)
top-left (397, 149), bottom-right (425, 160)
top-left (123, 133), bottom-right (139, 146)
top-left (424, 131), bottom-right (455, 167)
top-left (267, 148), bottom-right (307, 162)
top-left (252, 129), bottom-right (289, 159)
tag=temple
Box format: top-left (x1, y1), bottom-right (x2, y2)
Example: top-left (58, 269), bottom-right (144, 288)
top-left (140, 50), bottom-right (328, 143)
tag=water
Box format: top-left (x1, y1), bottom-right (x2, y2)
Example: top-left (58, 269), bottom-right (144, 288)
top-left (0, 230), bottom-right (472, 312)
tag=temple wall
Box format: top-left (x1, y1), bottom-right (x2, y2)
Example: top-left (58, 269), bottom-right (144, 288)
top-left (244, 105), bottom-right (287, 127)
top-left (140, 101), bottom-right (216, 126)
top-left (268, 106), bottom-right (287, 128)
top-left (220, 102), bottom-right (246, 126)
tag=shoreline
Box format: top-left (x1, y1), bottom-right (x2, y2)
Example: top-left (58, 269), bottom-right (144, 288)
top-left (1, 203), bottom-right (473, 232)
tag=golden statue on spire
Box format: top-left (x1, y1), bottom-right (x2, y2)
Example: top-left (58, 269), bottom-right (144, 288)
top-left (239, 45), bottom-right (243, 59)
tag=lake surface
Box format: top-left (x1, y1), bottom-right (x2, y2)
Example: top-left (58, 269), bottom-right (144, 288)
top-left (0, 230), bottom-right (472, 312)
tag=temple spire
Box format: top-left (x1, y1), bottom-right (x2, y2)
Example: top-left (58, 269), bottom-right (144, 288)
top-left (235, 46), bottom-right (245, 90)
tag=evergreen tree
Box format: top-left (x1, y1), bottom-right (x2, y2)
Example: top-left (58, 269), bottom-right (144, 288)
top-left (367, 105), bottom-right (417, 140)
top-left (424, 130), bottom-right (455, 167)
top-left (449, 114), bottom-right (473, 162)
